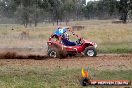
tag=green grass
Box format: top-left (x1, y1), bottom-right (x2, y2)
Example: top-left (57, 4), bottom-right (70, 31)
top-left (97, 70), bottom-right (132, 81)
top-left (98, 47), bottom-right (132, 54)
top-left (97, 43), bottom-right (132, 53)
top-left (0, 66), bottom-right (131, 88)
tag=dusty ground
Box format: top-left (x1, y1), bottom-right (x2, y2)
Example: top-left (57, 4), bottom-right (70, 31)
top-left (0, 51), bottom-right (131, 71)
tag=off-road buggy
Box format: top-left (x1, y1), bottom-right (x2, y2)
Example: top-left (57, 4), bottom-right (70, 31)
top-left (47, 27), bottom-right (97, 58)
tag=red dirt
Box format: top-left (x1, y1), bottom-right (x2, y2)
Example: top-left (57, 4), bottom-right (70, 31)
top-left (0, 52), bottom-right (131, 71)
top-left (0, 52), bottom-right (48, 59)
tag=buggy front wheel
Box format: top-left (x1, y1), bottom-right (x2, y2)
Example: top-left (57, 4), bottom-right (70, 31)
top-left (84, 47), bottom-right (97, 57)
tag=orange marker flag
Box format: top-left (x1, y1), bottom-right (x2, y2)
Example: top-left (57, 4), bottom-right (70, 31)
top-left (82, 68), bottom-right (89, 78)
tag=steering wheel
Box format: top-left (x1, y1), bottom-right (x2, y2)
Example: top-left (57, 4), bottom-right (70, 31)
top-left (76, 38), bottom-right (82, 45)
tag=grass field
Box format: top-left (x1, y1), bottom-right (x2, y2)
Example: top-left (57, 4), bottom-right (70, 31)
top-left (0, 20), bottom-right (132, 53)
top-left (0, 66), bottom-right (131, 88)
top-left (0, 20), bottom-right (132, 88)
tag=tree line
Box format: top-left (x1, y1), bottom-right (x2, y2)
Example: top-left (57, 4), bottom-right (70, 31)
top-left (0, 0), bottom-right (132, 27)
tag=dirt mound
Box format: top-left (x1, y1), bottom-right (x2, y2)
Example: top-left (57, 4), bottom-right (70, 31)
top-left (0, 52), bottom-right (48, 60)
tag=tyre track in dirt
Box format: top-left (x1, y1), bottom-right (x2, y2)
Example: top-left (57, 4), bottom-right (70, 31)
top-left (0, 52), bottom-right (131, 71)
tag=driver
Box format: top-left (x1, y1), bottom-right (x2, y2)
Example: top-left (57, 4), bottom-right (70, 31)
top-left (61, 33), bottom-right (76, 46)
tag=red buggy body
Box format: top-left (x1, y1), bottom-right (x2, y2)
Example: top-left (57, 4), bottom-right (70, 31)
top-left (47, 27), bottom-right (97, 58)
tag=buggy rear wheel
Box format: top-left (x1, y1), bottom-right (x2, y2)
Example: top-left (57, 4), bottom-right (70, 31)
top-left (48, 48), bottom-right (59, 58)
top-left (47, 48), bottom-right (66, 59)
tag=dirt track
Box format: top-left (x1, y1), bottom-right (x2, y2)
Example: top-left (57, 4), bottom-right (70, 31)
top-left (0, 52), bottom-right (131, 71)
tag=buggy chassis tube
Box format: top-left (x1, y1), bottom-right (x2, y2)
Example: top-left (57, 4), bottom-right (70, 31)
top-left (67, 28), bottom-right (82, 39)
